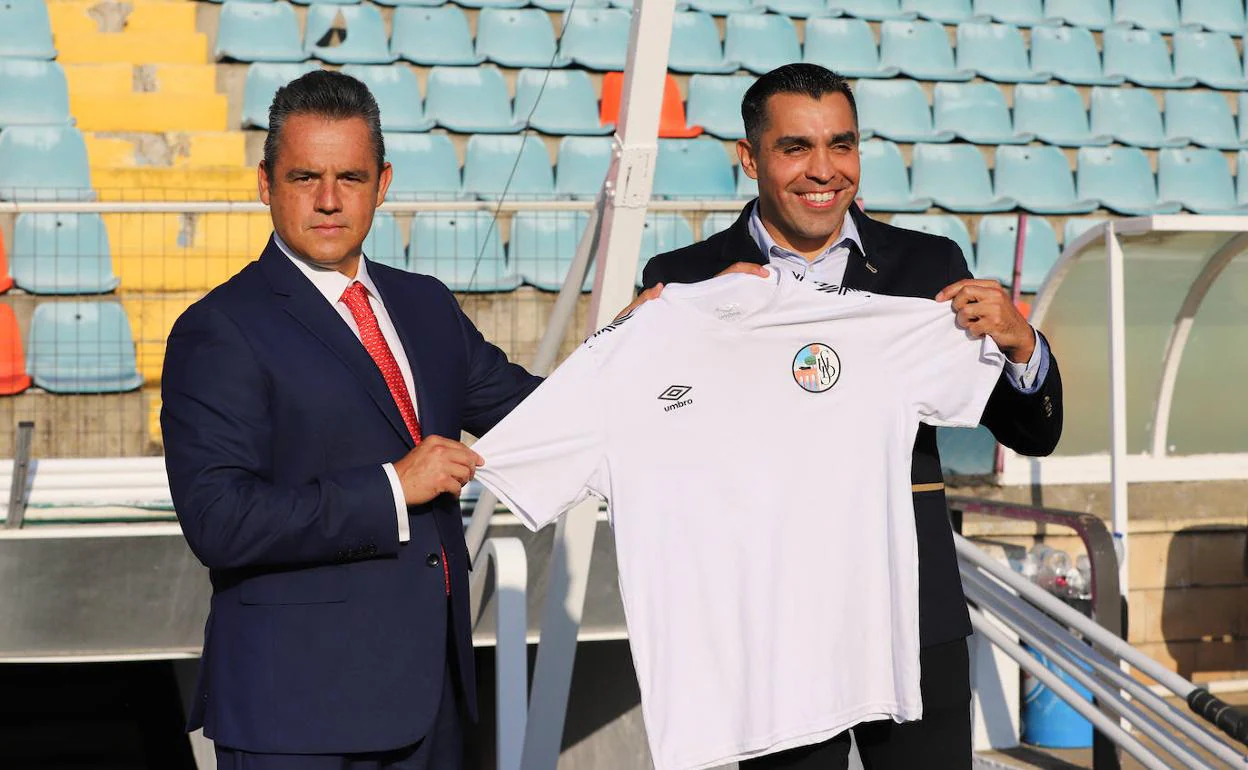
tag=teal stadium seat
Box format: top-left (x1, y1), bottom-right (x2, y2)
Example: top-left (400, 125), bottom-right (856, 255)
top-left (763, 0), bottom-right (832, 17)
top-left (803, 17), bottom-right (901, 78)
top-left (362, 212), bottom-right (407, 270)
top-left (560, 8), bottom-right (632, 71)
top-left (554, 136), bottom-right (612, 199)
top-left (514, 69), bottom-right (610, 135)
top-left (425, 66), bottom-right (520, 133)
top-left (1063, 218), bottom-right (1107, 246)
top-left (409, 211), bottom-right (519, 291)
top-left (903, 0), bottom-right (973, 24)
top-left (1030, 25), bottom-right (1124, 86)
top-left (0, 0), bottom-right (56, 59)
top-left (241, 63), bottom-right (319, 128)
top-left (855, 79), bottom-right (954, 143)
top-left (1157, 147), bottom-right (1248, 214)
top-left (27, 302), bottom-right (143, 393)
top-left (1240, 151), bottom-right (1248, 206)
top-left (1239, 94), bottom-right (1248, 143)
top-left (461, 134), bottom-right (554, 199)
top-left (933, 82), bottom-right (1034, 145)
top-left (1173, 30), bottom-right (1248, 90)
top-left (535, 0), bottom-right (608, 11)
top-left (724, 13), bottom-right (802, 76)
top-left (0, 126), bottom-right (93, 201)
top-left (830, 0), bottom-right (916, 21)
top-left (372, 0), bottom-right (447, 9)
top-left (216, 2), bottom-right (306, 62)
top-left (455, 0), bottom-right (527, 11)
top-left (911, 143), bottom-right (1016, 213)
top-left (1043, 0), bottom-right (1111, 30)
top-left (669, 12), bottom-right (737, 74)
top-left (202, 0), bottom-right (279, 4)
top-left (385, 133), bottom-right (461, 200)
top-left (291, 0), bottom-right (358, 7)
top-left (956, 22), bottom-right (1049, 83)
top-left (685, 0), bottom-right (761, 15)
top-left (972, 0), bottom-right (1047, 27)
top-left (686, 75), bottom-right (755, 139)
top-left (637, 213), bottom-right (695, 285)
top-left (888, 214), bottom-right (974, 264)
top-left (879, 20), bottom-right (973, 81)
top-left (342, 65), bottom-right (434, 131)
top-left (305, 4), bottom-right (396, 64)
top-left (994, 145), bottom-right (1097, 214)
top-left (11, 213), bottom-right (119, 294)
top-left (1090, 86), bottom-right (1184, 149)
top-left (1181, 0), bottom-right (1246, 34)
top-left (511, 212), bottom-right (592, 292)
top-left (0, 59), bottom-right (69, 126)
top-left (1164, 90), bottom-right (1239, 149)
top-left (1076, 146), bottom-right (1181, 215)
top-left (1012, 84), bottom-right (1111, 147)
top-left (701, 212), bottom-right (738, 237)
top-left (857, 139), bottom-right (932, 212)
top-left (653, 138), bottom-right (736, 199)
top-left (391, 6), bottom-right (482, 65)
top-left (1102, 27), bottom-right (1196, 88)
top-left (475, 9), bottom-right (564, 68)
top-left (737, 167), bottom-right (758, 198)
top-left (1113, 0), bottom-right (1181, 32)
top-left (936, 424), bottom-right (996, 476)
top-left (974, 215), bottom-right (1060, 292)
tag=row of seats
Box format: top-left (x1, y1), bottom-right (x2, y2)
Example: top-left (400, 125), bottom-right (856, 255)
top-left (0, 301), bottom-right (143, 395)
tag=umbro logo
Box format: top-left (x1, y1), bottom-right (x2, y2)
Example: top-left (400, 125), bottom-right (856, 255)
top-left (658, 385), bottom-right (693, 412)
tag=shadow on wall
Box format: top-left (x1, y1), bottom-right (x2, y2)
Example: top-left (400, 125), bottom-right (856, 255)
top-left (1161, 525), bottom-right (1248, 683)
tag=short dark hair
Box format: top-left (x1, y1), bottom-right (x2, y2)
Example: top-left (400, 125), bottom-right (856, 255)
top-left (263, 70), bottom-right (386, 175)
top-left (740, 63), bottom-right (858, 146)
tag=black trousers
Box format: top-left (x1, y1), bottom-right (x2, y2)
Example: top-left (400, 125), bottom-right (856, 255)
top-left (740, 638), bottom-right (972, 770)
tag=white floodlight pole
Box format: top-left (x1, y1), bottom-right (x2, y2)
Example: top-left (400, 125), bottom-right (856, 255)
top-left (1105, 223), bottom-right (1130, 599)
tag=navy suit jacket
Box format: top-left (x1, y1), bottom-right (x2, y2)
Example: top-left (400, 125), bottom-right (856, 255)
top-left (162, 238), bottom-right (539, 754)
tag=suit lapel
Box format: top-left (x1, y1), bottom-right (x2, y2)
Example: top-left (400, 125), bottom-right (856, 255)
top-left (370, 263), bottom-right (435, 440)
top-left (714, 202), bottom-right (768, 273)
top-left (840, 204), bottom-right (896, 294)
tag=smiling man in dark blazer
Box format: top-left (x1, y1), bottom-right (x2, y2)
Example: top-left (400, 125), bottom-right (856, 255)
top-left (640, 64), bottom-right (1063, 769)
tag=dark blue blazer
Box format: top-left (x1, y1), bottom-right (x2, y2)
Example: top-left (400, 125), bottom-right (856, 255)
top-left (162, 238), bottom-right (539, 754)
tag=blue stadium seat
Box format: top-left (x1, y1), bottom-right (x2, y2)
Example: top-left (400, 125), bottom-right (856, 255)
top-left (1029, 25), bottom-right (1124, 86)
top-left (904, 0), bottom-right (973, 23)
top-left (994, 145), bottom-right (1097, 214)
top-left (857, 139), bottom-right (932, 212)
top-left (511, 211), bottom-right (592, 292)
top-left (637, 213), bottom-right (695, 284)
top-left (27, 301), bottom-right (143, 393)
top-left (685, 0), bottom-right (762, 14)
top-left (936, 425), bottom-right (996, 476)
top-left (669, 12), bottom-right (737, 74)
top-left (341, 65), bottom-right (434, 132)
top-left (1173, 31), bottom-right (1248, 90)
top-left (724, 13), bottom-right (802, 76)
top-left (555, 136), bottom-right (612, 199)
top-left (803, 17), bottom-right (901, 78)
top-left (764, 0), bottom-right (833, 16)
top-left (737, 167), bottom-right (758, 198)
top-left (291, 0), bottom-right (359, 7)
top-left (0, 0), bottom-right (56, 59)
top-left (701, 212), bottom-right (739, 237)
top-left (1102, 27), bottom-right (1196, 88)
top-left (653, 138), bottom-right (736, 199)
top-left (0, 59), bottom-right (70, 127)
top-left (1012, 84), bottom-right (1111, 147)
top-left (391, 7), bottom-right (483, 65)
top-left (362, 212), bottom-right (407, 270)
top-left (933, 82), bottom-right (1033, 145)
top-left (1043, 0), bottom-right (1111, 30)
top-left (373, 0), bottom-right (447, 8)
top-left (686, 75), bottom-right (755, 139)
top-left (456, 0), bottom-right (527, 9)
top-left (879, 20), bottom-right (973, 81)
top-left (409, 211), bottom-right (519, 291)
top-left (305, 5), bottom-right (396, 64)
top-left (11, 214), bottom-right (119, 294)
top-left (462, 134), bottom-right (554, 199)
top-left (476, 9), bottom-right (563, 68)
top-left (1164, 90), bottom-right (1239, 149)
top-left (1157, 147), bottom-right (1248, 214)
top-left (242, 63), bottom-right (320, 128)
top-left (1240, 151), bottom-right (1248, 206)
top-left (1240, 94), bottom-right (1248, 144)
top-left (1063, 218), bottom-right (1107, 246)
top-left (1113, 0), bottom-right (1180, 32)
top-left (972, 0), bottom-right (1046, 26)
top-left (974, 215), bottom-right (1059, 292)
top-left (1090, 86), bottom-right (1184, 149)
top-left (515, 69), bottom-right (610, 135)
top-left (856, 79), bottom-right (953, 143)
top-left (831, 0), bottom-right (916, 21)
top-left (385, 133), bottom-right (461, 200)
top-left (888, 214), bottom-right (974, 263)
top-left (425, 66), bottom-right (520, 133)
top-left (216, 2), bottom-right (306, 62)
top-left (560, 8), bottom-right (631, 71)
top-left (956, 22), bottom-right (1049, 83)
top-left (1076, 146), bottom-right (1181, 215)
top-left (1181, 0), bottom-right (1246, 34)
top-left (0, 126), bottom-right (93, 201)
top-left (912, 143), bottom-right (1016, 213)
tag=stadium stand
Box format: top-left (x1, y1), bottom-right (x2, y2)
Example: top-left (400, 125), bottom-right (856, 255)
top-left (973, 0), bottom-right (1045, 27)
top-left (685, 74), bottom-right (754, 139)
top-left (0, 125), bottom-right (93, 201)
top-left (304, 4), bottom-right (396, 64)
top-left (1157, 147), bottom-right (1248, 214)
top-left (1102, 27), bottom-right (1197, 87)
top-left (1044, 0), bottom-right (1113, 29)
top-left (409, 211), bottom-right (519, 291)
top-left (802, 17), bottom-right (901, 78)
top-left (1114, 0), bottom-right (1182, 32)
top-left (1076, 146), bottom-right (1183, 215)
top-left (515, 69), bottom-right (612, 135)
top-left (888, 213), bottom-right (975, 265)
top-left (10, 213), bottom-right (120, 295)
top-left (723, 13), bottom-right (802, 76)
top-left (385, 133), bottom-right (462, 199)
top-left (1029, 25), bottom-right (1125, 85)
top-left (1173, 30), bottom-right (1248, 90)
top-left (475, 8), bottom-right (564, 68)
top-left (0, 0), bottom-right (56, 59)
top-left (554, 135), bottom-right (613, 199)
top-left (1181, 0), bottom-right (1246, 32)
top-left (601, 72), bottom-right (701, 137)
top-left (425, 65), bottom-right (521, 133)
top-left (560, 8), bottom-right (631, 71)
top-left (856, 79), bottom-right (954, 143)
top-left (361, 212), bottom-right (408, 270)
top-left (911, 143), bottom-right (1016, 212)
top-left (0, 231), bottom-right (11, 294)
top-left (0, 59), bottom-right (70, 127)
top-left (994, 145), bottom-right (1098, 215)
top-left (215, 2), bottom-right (305, 63)
top-left (1089, 86), bottom-right (1185, 148)
top-left (1164, 89), bottom-right (1240, 148)
top-left (0, 303), bottom-right (31, 396)
top-left (241, 63), bottom-right (320, 128)
top-left (879, 19), bottom-right (974, 80)
top-left (955, 21), bottom-right (1050, 83)
top-left (653, 138), bottom-right (736, 199)
top-left (832, 0), bottom-right (916, 21)
top-left (1012, 83), bottom-right (1112, 146)
top-left (906, 0), bottom-right (975, 24)
top-left (510, 211), bottom-right (592, 291)
top-left (668, 12), bottom-right (738, 74)
top-left (462, 134), bottom-right (554, 198)
top-left (933, 82), bottom-right (1033, 144)
top-left (858, 139), bottom-right (932, 212)
top-left (974, 214), bottom-right (1061, 292)
top-left (342, 64), bottom-right (436, 132)
top-left (26, 301), bottom-right (144, 394)
top-left (390, 6), bottom-right (484, 66)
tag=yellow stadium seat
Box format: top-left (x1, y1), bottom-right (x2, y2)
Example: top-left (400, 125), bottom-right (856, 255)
top-left (122, 1), bottom-right (198, 32)
top-left (65, 63), bottom-right (219, 96)
top-left (110, 213), bottom-right (270, 291)
top-left (177, 133), bottom-right (248, 168)
top-left (149, 64), bottom-right (219, 95)
top-left (71, 92), bottom-right (228, 132)
top-left (55, 31), bottom-right (209, 65)
top-left (84, 135), bottom-right (136, 167)
top-left (93, 167), bottom-right (256, 202)
top-left (145, 386), bottom-right (162, 447)
top-left (122, 292), bottom-right (198, 382)
top-left (63, 63), bottom-right (133, 95)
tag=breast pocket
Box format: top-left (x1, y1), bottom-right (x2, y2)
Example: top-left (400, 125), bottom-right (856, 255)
top-left (238, 565), bottom-right (348, 605)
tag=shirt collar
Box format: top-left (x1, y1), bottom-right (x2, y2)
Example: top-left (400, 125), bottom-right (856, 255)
top-left (274, 232), bottom-right (380, 306)
top-left (747, 200), bottom-right (862, 264)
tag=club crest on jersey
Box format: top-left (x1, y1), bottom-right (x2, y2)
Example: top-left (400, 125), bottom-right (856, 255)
top-left (792, 343), bottom-right (840, 393)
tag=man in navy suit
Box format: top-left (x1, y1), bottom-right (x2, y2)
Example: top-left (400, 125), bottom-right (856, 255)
top-left (162, 70), bottom-right (539, 769)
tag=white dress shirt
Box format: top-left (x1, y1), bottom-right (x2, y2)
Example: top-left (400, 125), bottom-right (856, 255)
top-left (276, 234), bottom-right (414, 543)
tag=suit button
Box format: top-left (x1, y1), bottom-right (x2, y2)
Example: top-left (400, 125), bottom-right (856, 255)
top-left (426, 553), bottom-right (441, 568)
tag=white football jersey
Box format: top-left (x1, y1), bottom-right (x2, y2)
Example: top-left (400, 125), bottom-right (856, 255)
top-left (473, 267), bottom-right (1004, 770)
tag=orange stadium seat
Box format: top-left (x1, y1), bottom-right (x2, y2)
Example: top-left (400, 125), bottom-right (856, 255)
top-left (0, 304), bottom-right (31, 395)
top-left (0, 229), bottom-right (13, 293)
top-left (600, 72), bottom-right (703, 138)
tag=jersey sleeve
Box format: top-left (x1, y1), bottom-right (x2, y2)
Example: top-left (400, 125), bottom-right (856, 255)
top-left (471, 343), bottom-right (609, 531)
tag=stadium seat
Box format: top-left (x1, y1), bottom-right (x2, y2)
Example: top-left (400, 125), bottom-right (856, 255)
top-left (1164, 90), bottom-right (1239, 149)
top-left (1113, 0), bottom-right (1180, 32)
top-left (737, 167), bottom-right (758, 198)
top-left (456, 0), bottom-right (528, 10)
top-left (887, 214), bottom-right (974, 264)
top-left (933, 82), bottom-right (1033, 145)
top-left (0, 231), bottom-right (10, 293)
top-left (425, 66), bottom-right (520, 133)
top-left (956, 22), bottom-right (1049, 83)
top-left (684, 0), bottom-right (762, 14)
top-left (802, 17), bottom-right (901, 79)
top-left (385, 133), bottom-right (461, 199)
top-left (1102, 28), bottom-right (1196, 88)
top-left (638, 213), bottom-right (695, 284)
top-left (560, 8), bottom-right (632, 71)
top-left (974, 215), bottom-right (1059, 292)
top-left (362, 212), bottom-right (408, 270)
top-left (723, 13), bottom-right (802, 76)
top-left (1173, 31), bottom-right (1248, 90)
top-left (1030, 25), bottom-right (1124, 86)
top-left (831, 0), bottom-right (916, 21)
top-left (936, 425), bottom-right (996, 475)
top-left (855, 79), bottom-right (953, 143)
top-left (340, 65), bottom-right (433, 132)
top-left (555, 136), bottom-right (612, 199)
top-left (879, 20), bottom-right (973, 81)
top-left (373, 0), bottom-right (449, 7)
top-left (409, 211), bottom-right (519, 291)
top-left (0, 126), bottom-right (93, 201)
top-left (1089, 87), bottom-right (1184, 149)
top-left (857, 139), bottom-right (932, 212)
top-left (462, 134), bottom-right (554, 199)
top-left (515, 69), bottom-right (610, 135)
top-left (1063, 218), bottom-right (1107, 245)
top-left (241, 63), bottom-right (320, 128)
top-left (1012, 84), bottom-right (1110, 147)
top-left (1157, 147), bottom-right (1248, 214)
top-left (686, 75), bottom-right (755, 139)
top-left (0, 304), bottom-right (30, 395)
top-left (511, 211), bottom-right (592, 292)
top-left (216, 2), bottom-right (306, 62)
top-left (10, 213), bottom-right (120, 294)
top-left (476, 9), bottom-right (564, 68)
top-left (391, 7), bottom-right (482, 65)
top-left (1240, 151), bottom-right (1248, 205)
top-left (994, 145), bottom-right (1097, 214)
top-left (27, 301), bottom-right (144, 393)
top-left (0, 59), bottom-right (70, 127)
top-left (972, 0), bottom-right (1046, 26)
top-left (761, 0), bottom-right (831, 17)
top-left (1076, 146), bottom-right (1181, 215)
top-left (1043, 0), bottom-right (1111, 29)
top-left (305, 5), bottom-right (396, 64)
top-left (535, 0), bottom-right (609, 10)
top-left (1239, 95), bottom-right (1248, 144)
top-left (601, 72), bottom-right (702, 138)
top-left (701, 212), bottom-right (739, 237)
top-left (1181, 0), bottom-right (1246, 34)
top-left (653, 138), bottom-right (736, 199)
top-left (669, 12), bottom-right (737, 74)
top-left (904, 0), bottom-right (973, 23)
top-left (0, 0), bottom-right (56, 59)
top-left (912, 143), bottom-right (1016, 213)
